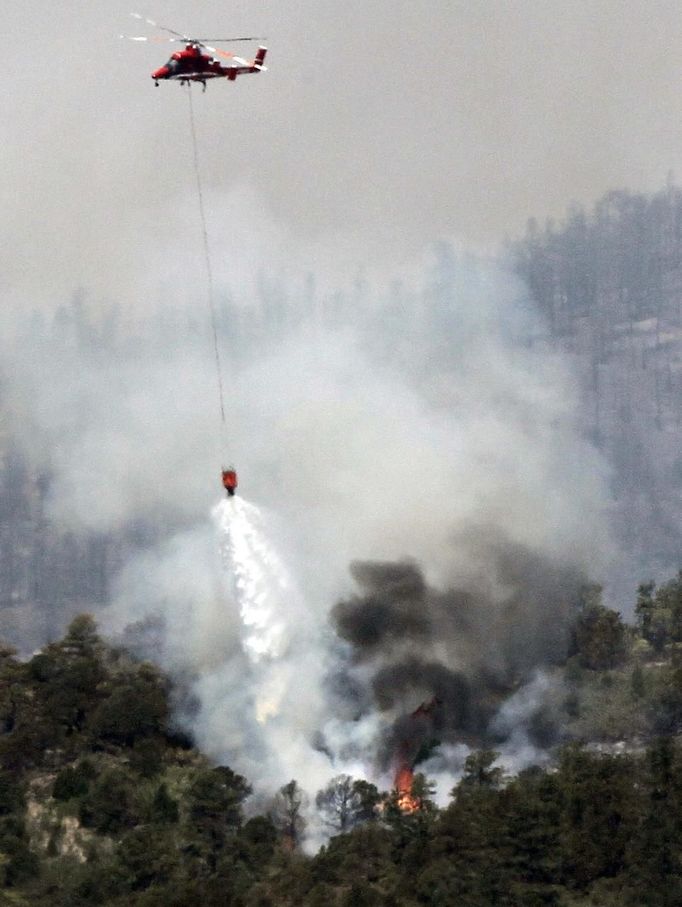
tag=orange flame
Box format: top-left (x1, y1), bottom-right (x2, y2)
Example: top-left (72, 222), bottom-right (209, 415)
top-left (394, 763), bottom-right (418, 812)
top-left (391, 697), bottom-right (442, 813)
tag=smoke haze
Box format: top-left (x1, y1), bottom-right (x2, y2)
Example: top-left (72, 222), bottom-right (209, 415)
top-left (5, 2), bottom-right (682, 306)
top-left (0, 241), bottom-right (615, 798)
top-left (3, 0), bottom-right (674, 808)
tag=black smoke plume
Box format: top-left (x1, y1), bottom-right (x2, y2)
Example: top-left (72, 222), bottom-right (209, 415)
top-left (330, 526), bottom-right (588, 765)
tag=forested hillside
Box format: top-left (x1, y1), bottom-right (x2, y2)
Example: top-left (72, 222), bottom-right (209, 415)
top-left (514, 182), bottom-right (682, 587)
top-left (1, 580), bottom-right (682, 905)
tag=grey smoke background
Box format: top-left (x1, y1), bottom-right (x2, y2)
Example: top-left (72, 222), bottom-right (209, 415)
top-left (2, 0), bottom-right (677, 794)
top-left (5, 1), bottom-right (682, 308)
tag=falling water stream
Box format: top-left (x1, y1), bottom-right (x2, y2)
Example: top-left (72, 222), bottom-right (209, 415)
top-left (215, 496), bottom-right (294, 722)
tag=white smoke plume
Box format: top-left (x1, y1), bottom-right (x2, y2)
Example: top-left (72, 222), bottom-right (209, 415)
top-left (489, 671), bottom-right (559, 773)
top-left (0, 227), bottom-right (616, 812)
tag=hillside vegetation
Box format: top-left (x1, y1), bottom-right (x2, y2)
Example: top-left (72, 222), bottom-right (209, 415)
top-left (1, 578), bottom-right (682, 905)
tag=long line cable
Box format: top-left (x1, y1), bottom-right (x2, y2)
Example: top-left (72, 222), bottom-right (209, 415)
top-left (187, 86), bottom-right (226, 427)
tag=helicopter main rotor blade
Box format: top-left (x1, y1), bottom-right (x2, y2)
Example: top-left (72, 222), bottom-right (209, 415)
top-left (124, 15), bottom-right (266, 62)
top-left (130, 11), bottom-right (189, 40)
top-left (165, 37), bottom-right (259, 47)
top-left (195, 37), bottom-right (267, 43)
top-left (120, 34), bottom-right (177, 42)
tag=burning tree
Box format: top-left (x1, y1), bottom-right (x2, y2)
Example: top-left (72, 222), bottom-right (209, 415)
top-left (391, 771), bottom-right (437, 815)
top-left (390, 697), bottom-right (443, 812)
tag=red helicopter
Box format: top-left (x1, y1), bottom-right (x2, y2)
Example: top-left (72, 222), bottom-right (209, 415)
top-left (122, 13), bottom-right (267, 89)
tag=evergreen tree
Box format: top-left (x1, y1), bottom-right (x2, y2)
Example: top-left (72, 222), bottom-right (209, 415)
top-left (624, 738), bottom-right (682, 905)
top-left (270, 780), bottom-right (308, 849)
top-left (635, 581), bottom-right (657, 643)
top-left (188, 766), bottom-right (252, 870)
top-left (571, 594), bottom-right (627, 671)
top-left (150, 782), bottom-right (179, 825)
top-left (557, 746), bottom-right (638, 889)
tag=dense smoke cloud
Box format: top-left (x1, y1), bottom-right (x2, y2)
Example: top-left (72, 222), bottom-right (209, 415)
top-left (329, 535), bottom-right (587, 773)
top-left (334, 562), bottom-right (431, 652)
top-left (335, 542), bottom-right (586, 676)
top-left (0, 210), bottom-right (613, 798)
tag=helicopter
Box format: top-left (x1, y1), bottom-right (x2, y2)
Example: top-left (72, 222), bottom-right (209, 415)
top-left (122, 13), bottom-right (267, 89)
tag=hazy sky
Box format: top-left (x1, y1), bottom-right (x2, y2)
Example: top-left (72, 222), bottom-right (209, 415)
top-left (4, 0), bottom-right (682, 307)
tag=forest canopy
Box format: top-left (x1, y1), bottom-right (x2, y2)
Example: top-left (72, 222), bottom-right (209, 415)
top-left (1, 576), bottom-right (682, 906)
